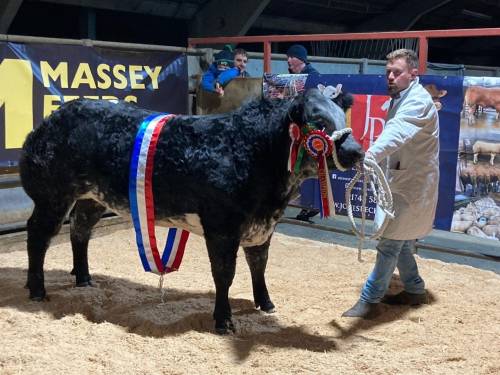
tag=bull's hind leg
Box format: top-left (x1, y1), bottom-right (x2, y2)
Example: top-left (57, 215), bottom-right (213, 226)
top-left (26, 199), bottom-right (74, 300)
top-left (243, 235), bottom-right (275, 313)
top-left (69, 199), bottom-right (106, 287)
top-left (205, 234), bottom-right (239, 334)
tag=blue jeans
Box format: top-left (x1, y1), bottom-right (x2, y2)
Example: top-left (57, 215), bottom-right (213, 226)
top-left (360, 238), bottom-right (425, 303)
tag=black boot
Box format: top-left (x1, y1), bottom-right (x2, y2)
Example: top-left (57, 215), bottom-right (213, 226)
top-left (382, 291), bottom-right (428, 306)
top-left (295, 209), bottom-right (320, 222)
top-left (342, 299), bottom-right (379, 319)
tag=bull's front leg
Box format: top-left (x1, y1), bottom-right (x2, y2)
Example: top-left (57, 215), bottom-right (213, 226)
top-left (243, 235), bottom-right (275, 313)
top-left (205, 234), bottom-right (239, 334)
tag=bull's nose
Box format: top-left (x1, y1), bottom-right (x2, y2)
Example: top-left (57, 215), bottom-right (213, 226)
top-left (337, 136), bottom-right (364, 168)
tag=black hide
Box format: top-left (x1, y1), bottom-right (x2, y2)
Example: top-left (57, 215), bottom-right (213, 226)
top-left (19, 88), bottom-right (363, 334)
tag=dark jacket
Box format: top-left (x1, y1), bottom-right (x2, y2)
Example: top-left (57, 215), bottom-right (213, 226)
top-left (288, 63), bottom-right (319, 75)
top-left (300, 63), bottom-right (319, 75)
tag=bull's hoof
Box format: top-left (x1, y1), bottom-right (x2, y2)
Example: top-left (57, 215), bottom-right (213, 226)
top-left (257, 300), bottom-right (276, 313)
top-left (29, 290), bottom-right (48, 302)
top-left (75, 274), bottom-right (93, 287)
top-left (27, 273), bottom-right (46, 301)
top-left (215, 319), bottom-right (236, 335)
top-left (76, 280), bottom-right (94, 287)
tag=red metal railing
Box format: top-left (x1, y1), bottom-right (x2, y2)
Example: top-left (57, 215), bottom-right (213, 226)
top-left (188, 28), bottom-right (500, 74)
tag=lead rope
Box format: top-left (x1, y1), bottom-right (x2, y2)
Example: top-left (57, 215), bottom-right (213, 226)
top-left (345, 158), bottom-right (394, 262)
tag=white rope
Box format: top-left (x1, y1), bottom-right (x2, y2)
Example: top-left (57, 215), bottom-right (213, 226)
top-left (345, 158), bottom-right (394, 261)
top-left (330, 128), bottom-right (352, 171)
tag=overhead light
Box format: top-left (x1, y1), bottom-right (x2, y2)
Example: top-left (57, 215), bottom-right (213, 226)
top-left (461, 9), bottom-right (492, 20)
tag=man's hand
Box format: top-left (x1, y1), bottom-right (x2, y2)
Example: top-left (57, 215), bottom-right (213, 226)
top-left (363, 151), bottom-right (377, 168)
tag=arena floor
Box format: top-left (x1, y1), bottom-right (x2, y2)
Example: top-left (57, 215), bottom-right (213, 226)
top-left (1, 227), bottom-right (499, 374)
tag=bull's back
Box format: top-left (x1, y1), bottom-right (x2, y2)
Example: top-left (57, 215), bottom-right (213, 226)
top-left (20, 99), bottom-right (152, 199)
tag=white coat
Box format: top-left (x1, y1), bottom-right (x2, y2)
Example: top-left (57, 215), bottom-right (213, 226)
top-left (369, 78), bottom-right (440, 240)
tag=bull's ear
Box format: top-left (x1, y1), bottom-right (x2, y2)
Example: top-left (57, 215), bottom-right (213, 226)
top-left (317, 83), bottom-right (326, 93)
top-left (329, 84), bottom-right (342, 99)
top-left (438, 90), bottom-right (448, 98)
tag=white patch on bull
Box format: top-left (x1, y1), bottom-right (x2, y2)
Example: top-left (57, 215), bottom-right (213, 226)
top-left (157, 214), bottom-right (204, 236)
top-left (240, 221), bottom-right (276, 247)
top-left (78, 189), bottom-right (280, 247)
top-left (78, 189), bottom-right (132, 219)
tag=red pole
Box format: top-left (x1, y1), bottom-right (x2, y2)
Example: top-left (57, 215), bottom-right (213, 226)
top-left (263, 41), bottom-right (271, 73)
top-left (418, 36), bottom-right (428, 74)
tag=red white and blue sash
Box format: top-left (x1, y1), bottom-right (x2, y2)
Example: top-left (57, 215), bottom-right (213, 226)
top-left (129, 114), bottom-right (190, 274)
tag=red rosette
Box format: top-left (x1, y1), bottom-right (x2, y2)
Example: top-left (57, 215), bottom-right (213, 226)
top-left (303, 129), bottom-right (333, 159)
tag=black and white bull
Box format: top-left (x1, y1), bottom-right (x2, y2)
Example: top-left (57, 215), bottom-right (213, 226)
top-left (19, 88), bottom-right (363, 334)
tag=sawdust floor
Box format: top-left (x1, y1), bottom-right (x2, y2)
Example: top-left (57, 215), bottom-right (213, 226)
top-left (0, 229), bottom-right (499, 375)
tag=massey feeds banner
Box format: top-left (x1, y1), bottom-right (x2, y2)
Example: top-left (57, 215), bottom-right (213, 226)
top-left (264, 73), bottom-right (464, 232)
top-left (0, 42), bottom-right (188, 167)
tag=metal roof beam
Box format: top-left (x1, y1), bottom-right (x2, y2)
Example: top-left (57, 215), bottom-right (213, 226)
top-left (355, 0), bottom-right (454, 32)
top-left (189, 0), bottom-right (271, 38)
top-left (0, 0), bottom-right (23, 33)
top-left (33, 0), bottom-right (198, 19)
top-left (253, 15), bottom-right (345, 34)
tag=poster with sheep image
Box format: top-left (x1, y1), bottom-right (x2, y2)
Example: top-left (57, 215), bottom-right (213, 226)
top-left (453, 77), bottom-right (500, 241)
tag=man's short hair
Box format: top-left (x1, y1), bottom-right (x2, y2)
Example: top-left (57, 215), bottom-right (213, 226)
top-left (386, 48), bottom-right (418, 70)
top-left (234, 48), bottom-right (248, 58)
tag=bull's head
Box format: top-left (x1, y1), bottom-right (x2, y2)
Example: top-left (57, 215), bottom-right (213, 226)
top-left (287, 88), bottom-right (363, 175)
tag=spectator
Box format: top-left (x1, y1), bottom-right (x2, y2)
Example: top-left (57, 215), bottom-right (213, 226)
top-left (233, 48), bottom-right (250, 77)
top-left (214, 48), bottom-right (251, 93)
top-left (286, 44), bottom-right (321, 222)
top-left (286, 44), bottom-right (319, 75)
top-left (200, 45), bottom-right (237, 96)
top-left (342, 48), bottom-right (439, 319)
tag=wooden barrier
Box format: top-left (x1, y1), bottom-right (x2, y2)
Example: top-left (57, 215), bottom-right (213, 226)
top-left (195, 77), bottom-right (263, 115)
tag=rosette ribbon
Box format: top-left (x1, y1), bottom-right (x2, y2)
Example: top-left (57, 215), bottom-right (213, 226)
top-left (303, 129), bottom-right (336, 218)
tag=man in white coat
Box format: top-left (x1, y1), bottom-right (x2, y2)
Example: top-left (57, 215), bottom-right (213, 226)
top-left (343, 48), bottom-right (440, 319)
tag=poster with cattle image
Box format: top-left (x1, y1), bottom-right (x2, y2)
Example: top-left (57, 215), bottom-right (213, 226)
top-left (453, 77), bottom-right (500, 241)
top-left (263, 73), bottom-right (463, 234)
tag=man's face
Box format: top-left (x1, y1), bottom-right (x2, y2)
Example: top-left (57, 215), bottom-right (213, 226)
top-left (287, 56), bottom-right (305, 74)
top-left (386, 57), bottom-right (417, 97)
top-left (234, 54), bottom-right (248, 71)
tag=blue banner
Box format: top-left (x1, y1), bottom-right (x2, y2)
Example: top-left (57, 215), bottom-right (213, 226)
top-left (266, 74), bottom-right (464, 232)
top-left (0, 42), bottom-right (188, 167)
